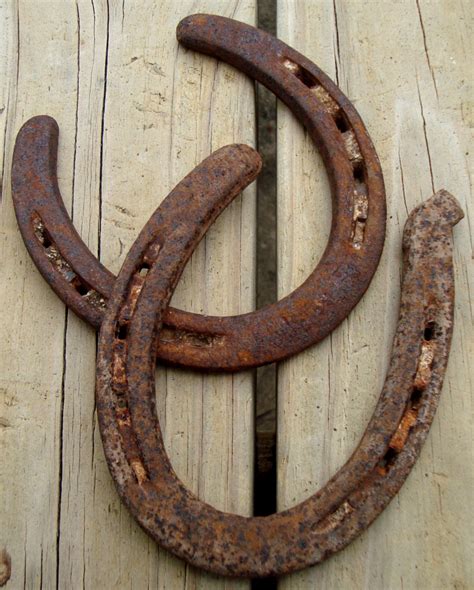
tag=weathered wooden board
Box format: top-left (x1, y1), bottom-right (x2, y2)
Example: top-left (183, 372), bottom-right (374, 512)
top-left (0, 1), bottom-right (255, 588)
top-left (277, 1), bottom-right (473, 589)
top-left (1, 0), bottom-right (472, 588)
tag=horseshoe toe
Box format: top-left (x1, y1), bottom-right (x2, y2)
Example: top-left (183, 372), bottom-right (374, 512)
top-left (95, 189), bottom-right (462, 577)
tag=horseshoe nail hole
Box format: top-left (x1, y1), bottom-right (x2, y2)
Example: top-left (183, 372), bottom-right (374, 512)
top-left (33, 215), bottom-right (53, 247)
top-left (334, 111), bottom-right (349, 133)
top-left (32, 215), bottom-right (100, 295)
top-left (83, 289), bottom-right (107, 310)
top-left (282, 58), bottom-right (317, 88)
top-left (378, 446), bottom-right (398, 474)
top-left (138, 264), bottom-right (150, 278)
top-left (414, 336), bottom-right (436, 390)
top-left (342, 130), bottom-right (363, 164)
top-left (160, 326), bottom-right (224, 348)
top-left (130, 459), bottom-right (148, 485)
top-left (353, 193), bottom-right (368, 221)
top-left (312, 500), bottom-right (354, 533)
top-left (282, 57), bottom-right (299, 73)
top-left (143, 242), bottom-right (162, 266)
top-left (73, 280), bottom-right (90, 296)
top-left (310, 85), bottom-right (340, 117)
top-left (116, 323), bottom-right (128, 340)
top-left (410, 386), bottom-right (423, 407)
top-left (424, 321), bottom-right (436, 341)
top-left (41, 231), bottom-right (53, 248)
top-left (295, 66), bottom-right (317, 89)
top-left (116, 406), bottom-right (132, 428)
top-left (352, 161), bottom-right (365, 183)
top-left (351, 191), bottom-right (368, 249)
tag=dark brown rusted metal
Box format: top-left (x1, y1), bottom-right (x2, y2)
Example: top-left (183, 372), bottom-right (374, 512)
top-left (11, 116), bottom-right (261, 330)
top-left (12, 14), bottom-right (386, 370)
top-left (96, 190), bottom-right (463, 578)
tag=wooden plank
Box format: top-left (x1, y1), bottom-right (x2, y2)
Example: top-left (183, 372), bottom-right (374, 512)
top-left (0, 1), bottom-right (255, 588)
top-left (276, 0), bottom-right (473, 588)
top-left (1, 2), bottom-right (81, 587)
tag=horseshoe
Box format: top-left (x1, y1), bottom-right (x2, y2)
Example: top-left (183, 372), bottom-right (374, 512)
top-left (11, 117), bottom-right (260, 327)
top-left (96, 189), bottom-right (463, 578)
top-left (12, 14), bottom-right (386, 371)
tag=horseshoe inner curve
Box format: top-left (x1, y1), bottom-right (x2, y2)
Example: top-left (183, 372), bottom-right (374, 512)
top-left (96, 190), bottom-right (463, 577)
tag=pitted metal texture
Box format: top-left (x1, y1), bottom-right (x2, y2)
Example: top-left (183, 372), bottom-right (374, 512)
top-left (96, 190), bottom-right (463, 577)
top-left (12, 14), bottom-right (386, 371)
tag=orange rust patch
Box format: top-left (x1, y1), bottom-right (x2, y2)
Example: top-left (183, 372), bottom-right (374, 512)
top-left (131, 459), bottom-right (148, 485)
top-left (119, 275), bottom-right (145, 323)
top-left (112, 348), bottom-right (127, 387)
top-left (389, 409), bottom-right (418, 453)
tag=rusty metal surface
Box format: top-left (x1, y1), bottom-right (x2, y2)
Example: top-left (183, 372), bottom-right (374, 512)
top-left (12, 14), bottom-right (386, 371)
top-left (96, 189), bottom-right (463, 578)
top-left (11, 117), bottom-right (261, 330)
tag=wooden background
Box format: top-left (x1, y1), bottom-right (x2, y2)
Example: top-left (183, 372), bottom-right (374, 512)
top-left (0, 1), bottom-right (472, 588)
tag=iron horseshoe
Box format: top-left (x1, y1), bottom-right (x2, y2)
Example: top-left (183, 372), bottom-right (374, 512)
top-left (96, 190), bottom-right (463, 577)
top-left (12, 14), bottom-right (386, 371)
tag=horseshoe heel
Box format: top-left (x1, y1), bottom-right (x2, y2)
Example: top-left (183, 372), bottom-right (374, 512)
top-left (96, 190), bottom-right (463, 577)
top-left (12, 14), bottom-right (386, 371)
top-left (12, 116), bottom-right (115, 328)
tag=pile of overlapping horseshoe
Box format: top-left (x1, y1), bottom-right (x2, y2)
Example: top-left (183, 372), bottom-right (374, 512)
top-left (11, 14), bottom-right (464, 579)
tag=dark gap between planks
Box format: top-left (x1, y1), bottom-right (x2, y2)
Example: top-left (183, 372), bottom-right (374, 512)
top-left (253, 0), bottom-right (278, 587)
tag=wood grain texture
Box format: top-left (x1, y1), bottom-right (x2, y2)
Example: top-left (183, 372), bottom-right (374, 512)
top-left (277, 1), bottom-right (473, 589)
top-left (0, 1), bottom-right (255, 588)
top-left (1, 1), bottom-right (472, 588)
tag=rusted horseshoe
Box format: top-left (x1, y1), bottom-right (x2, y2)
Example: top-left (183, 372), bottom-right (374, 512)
top-left (96, 189), bottom-right (463, 578)
top-left (11, 117), bottom-right (261, 327)
top-left (12, 14), bottom-right (386, 371)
